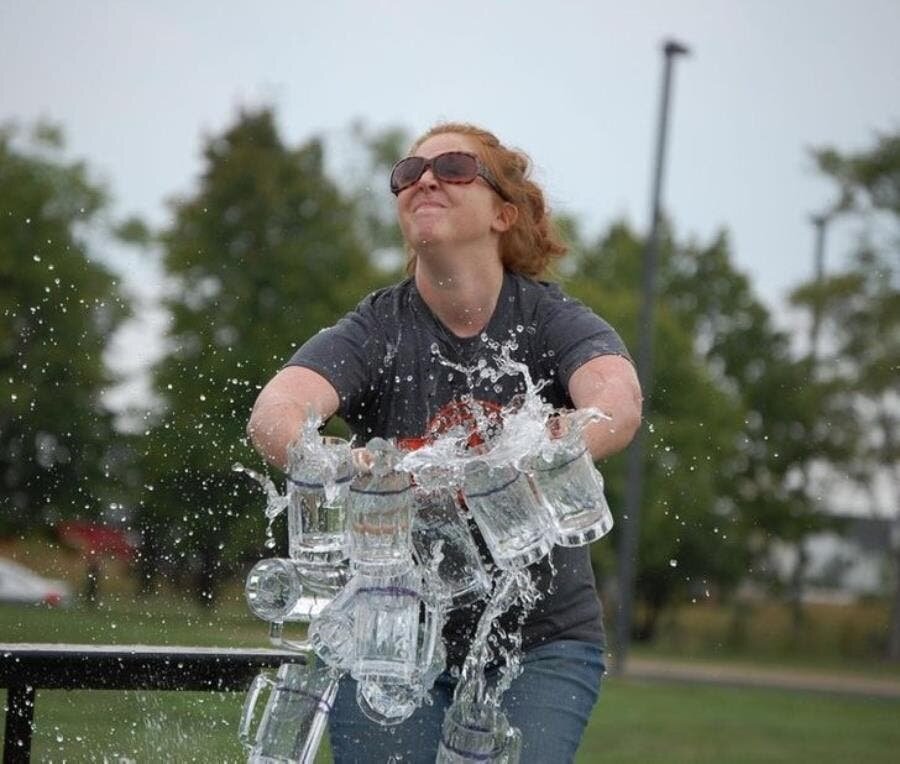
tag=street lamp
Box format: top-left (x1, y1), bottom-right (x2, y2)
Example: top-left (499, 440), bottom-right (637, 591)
top-left (808, 211), bottom-right (832, 362)
top-left (614, 38), bottom-right (690, 676)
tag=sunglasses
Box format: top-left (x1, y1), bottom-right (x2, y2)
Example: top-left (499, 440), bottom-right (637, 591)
top-left (389, 151), bottom-right (510, 201)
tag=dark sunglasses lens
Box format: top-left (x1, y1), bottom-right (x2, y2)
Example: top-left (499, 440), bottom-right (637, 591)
top-left (391, 157), bottom-right (426, 193)
top-left (434, 152), bottom-right (479, 183)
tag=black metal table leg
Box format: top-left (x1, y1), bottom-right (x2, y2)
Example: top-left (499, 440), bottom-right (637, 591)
top-left (3, 684), bottom-right (35, 763)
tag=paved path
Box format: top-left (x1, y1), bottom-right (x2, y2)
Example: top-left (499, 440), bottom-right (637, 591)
top-left (622, 657), bottom-right (900, 700)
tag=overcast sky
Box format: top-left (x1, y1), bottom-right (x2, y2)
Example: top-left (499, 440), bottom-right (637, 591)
top-left (3, 0), bottom-right (899, 314)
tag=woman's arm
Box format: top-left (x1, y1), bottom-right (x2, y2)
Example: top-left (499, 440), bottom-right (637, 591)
top-left (247, 365), bottom-right (340, 472)
top-left (567, 354), bottom-right (642, 460)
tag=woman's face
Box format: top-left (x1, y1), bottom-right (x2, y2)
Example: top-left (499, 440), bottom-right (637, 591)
top-left (396, 133), bottom-right (508, 255)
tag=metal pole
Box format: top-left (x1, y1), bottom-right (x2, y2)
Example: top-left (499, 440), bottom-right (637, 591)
top-left (614, 39), bottom-right (690, 675)
top-left (789, 212), bottom-right (831, 632)
top-left (808, 213), bottom-right (829, 362)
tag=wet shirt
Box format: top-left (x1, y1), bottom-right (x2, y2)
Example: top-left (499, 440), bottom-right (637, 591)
top-left (286, 270), bottom-right (630, 666)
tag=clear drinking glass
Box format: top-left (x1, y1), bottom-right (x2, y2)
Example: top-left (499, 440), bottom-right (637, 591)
top-left (356, 676), bottom-right (421, 726)
top-left (308, 580), bottom-right (359, 672)
top-left (461, 461), bottom-right (552, 569)
top-left (354, 616), bottom-right (448, 726)
top-left (412, 487), bottom-right (490, 607)
top-left (435, 703), bottom-right (522, 763)
top-left (292, 556), bottom-right (350, 599)
top-left (239, 660), bottom-right (338, 764)
top-left (346, 469), bottom-right (414, 575)
top-left (244, 558), bottom-right (329, 623)
top-left (528, 440), bottom-right (613, 546)
top-left (288, 435), bottom-right (354, 564)
top-left (351, 568), bottom-right (440, 685)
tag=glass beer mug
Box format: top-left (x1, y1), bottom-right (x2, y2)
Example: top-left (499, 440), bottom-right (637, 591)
top-left (412, 486), bottom-right (490, 607)
top-left (527, 436), bottom-right (613, 547)
top-left (436, 702), bottom-right (522, 763)
top-left (346, 467), bottom-right (413, 576)
top-left (239, 660), bottom-right (338, 764)
top-left (244, 558), bottom-right (329, 623)
top-left (350, 568), bottom-right (442, 724)
top-left (287, 435), bottom-right (354, 564)
top-left (308, 579), bottom-right (359, 672)
top-left (461, 461), bottom-right (552, 569)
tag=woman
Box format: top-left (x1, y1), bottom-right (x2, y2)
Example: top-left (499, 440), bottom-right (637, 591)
top-left (248, 123), bottom-right (641, 762)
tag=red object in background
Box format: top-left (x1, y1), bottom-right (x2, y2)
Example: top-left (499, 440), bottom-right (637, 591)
top-left (56, 521), bottom-right (136, 561)
top-left (424, 398), bottom-right (504, 450)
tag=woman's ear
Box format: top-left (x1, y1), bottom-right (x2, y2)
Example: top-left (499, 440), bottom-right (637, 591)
top-left (491, 202), bottom-right (519, 233)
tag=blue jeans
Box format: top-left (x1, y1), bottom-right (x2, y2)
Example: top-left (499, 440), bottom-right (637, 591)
top-left (329, 640), bottom-right (604, 763)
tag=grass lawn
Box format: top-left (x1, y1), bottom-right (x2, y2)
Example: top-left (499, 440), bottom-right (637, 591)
top-left (2, 547), bottom-right (899, 762)
top-left (580, 679), bottom-right (900, 763)
top-left (3, 678), bottom-right (898, 762)
top-left (0, 594), bottom-right (264, 648)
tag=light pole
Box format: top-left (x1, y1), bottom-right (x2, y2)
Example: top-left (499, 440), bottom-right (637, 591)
top-left (808, 212), bottom-right (832, 361)
top-left (790, 210), bottom-right (833, 631)
top-left (614, 38), bottom-right (690, 675)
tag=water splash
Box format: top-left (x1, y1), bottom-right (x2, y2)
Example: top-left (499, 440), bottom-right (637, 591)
top-left (286, 414), bottom-right (355, 506)
top-left (400, 336), bottom-right (608, 482)
top-left (232, 462), bottom-right (288, 521)
top-left (453, 569), bottom-right (540, 711)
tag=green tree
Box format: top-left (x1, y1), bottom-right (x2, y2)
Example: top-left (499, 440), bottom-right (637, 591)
top-left (795, 132), bottom-right (900, 658)
top-left (566, 218), bottom-right (846, 642)
top-left (0, 123), bottom-right (128, 536)
top-left (139, 108), bottom-right (381, 602)
top-left (671, 230), bottom-right (856, 643)
top-left (343, 120), bottom-right (409, 275)
top-left (565, 222), bottom-right (746, 640)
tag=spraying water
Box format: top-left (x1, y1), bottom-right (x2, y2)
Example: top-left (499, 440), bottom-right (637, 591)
top-left (397, 336), bottom-right (610, 735)
top-left (239, 332), bottom-right (614, 755)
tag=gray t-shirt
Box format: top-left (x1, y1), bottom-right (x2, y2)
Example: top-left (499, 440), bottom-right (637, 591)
top-left (287, 270), bottom-right (629, 666)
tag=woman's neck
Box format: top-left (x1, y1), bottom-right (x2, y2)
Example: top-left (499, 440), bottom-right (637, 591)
top-left (414, 253), bottom-right (504, 338)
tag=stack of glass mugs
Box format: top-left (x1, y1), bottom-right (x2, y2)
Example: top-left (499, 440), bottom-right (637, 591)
top-left (240, 423), bottom-right (612, 764)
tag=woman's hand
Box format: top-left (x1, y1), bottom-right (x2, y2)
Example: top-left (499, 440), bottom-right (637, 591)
top-left (351, 447), bottom-right (374, 474)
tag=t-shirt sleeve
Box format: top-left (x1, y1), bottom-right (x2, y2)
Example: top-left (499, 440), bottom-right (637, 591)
top-left (284, 294), bottom-right (384, 419)
top-left (538, 285), bottom-right (632, 389)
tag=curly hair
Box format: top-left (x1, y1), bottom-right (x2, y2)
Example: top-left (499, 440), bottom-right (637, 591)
top-left (404, 123), bottom-right (568, 278)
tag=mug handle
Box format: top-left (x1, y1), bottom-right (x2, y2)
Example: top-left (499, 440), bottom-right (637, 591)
top-left (416, 596), bottom-right (442, 677)
top-left (238, 671), bottom-right (273, 749)
top-left (268, 620), bottom-right (312, 653)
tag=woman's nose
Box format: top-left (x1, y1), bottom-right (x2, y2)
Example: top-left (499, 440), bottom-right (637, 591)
top-left (417, 167), bottom-right (439, 189)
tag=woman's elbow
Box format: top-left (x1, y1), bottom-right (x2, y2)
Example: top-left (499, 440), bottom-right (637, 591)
top-left (621, 398), bottom-right (642, 447)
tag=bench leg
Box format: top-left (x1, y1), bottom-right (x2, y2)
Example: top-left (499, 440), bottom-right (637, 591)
top-left (3, 684), bottom-right (35, 764)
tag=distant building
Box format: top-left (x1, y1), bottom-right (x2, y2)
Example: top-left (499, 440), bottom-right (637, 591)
top-left (769, 516), bottom-right (895, 603)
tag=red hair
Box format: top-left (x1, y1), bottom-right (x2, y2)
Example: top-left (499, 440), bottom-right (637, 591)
top-left (405, 122), bottom-right (568, 278)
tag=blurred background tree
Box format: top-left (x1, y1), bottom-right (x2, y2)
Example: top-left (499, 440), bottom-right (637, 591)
top-left (0, 122), bottom-right (129, 537)
top-left (565, 218), bottom-right (851, 644)
top-left (136, 108), bottom-right (385, 603)
top-left (2, 104), bottom-right (896, 663)
top-left (565, 222), bottom-right (744, 641)
top-left (792, 132), bottom-right (900, 658)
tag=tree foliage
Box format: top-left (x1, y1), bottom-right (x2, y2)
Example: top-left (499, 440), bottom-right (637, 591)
top-left (796, 131), bottom-right (900, 657)
top-left (0, 124), bottom-right (128, 535)
top-left (138, 109), bottom-right (381, 601)
top-left (565, 218), bottom-right (846, 639)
